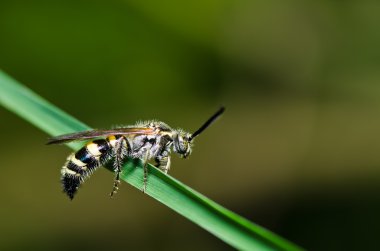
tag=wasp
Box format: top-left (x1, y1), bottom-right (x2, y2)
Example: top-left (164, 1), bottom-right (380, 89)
top-left (48, 107), bottom-right (225, 199)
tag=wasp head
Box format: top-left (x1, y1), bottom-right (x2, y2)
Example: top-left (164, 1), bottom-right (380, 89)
top-left (173, 131), bottom-right (193, 158)
top-left (172, 107), bottom-right (225, 159)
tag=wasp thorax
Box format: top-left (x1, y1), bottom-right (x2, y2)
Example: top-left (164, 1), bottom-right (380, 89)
top-left (173, 131), bottom-right (193, 158)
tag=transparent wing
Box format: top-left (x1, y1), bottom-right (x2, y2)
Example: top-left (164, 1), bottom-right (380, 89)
top-left (47, 127), bottom-right (155, 145)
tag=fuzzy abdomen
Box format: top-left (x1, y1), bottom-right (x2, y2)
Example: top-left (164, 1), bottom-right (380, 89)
top-left (61, 138), bottom-right (114, 199)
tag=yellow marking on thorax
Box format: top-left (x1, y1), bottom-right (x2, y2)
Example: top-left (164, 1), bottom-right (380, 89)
top-left (70, 154), bottom-right (86, 167)
top-left (107, 135), bottom-right (117, 147)
top-left (86, 142), bottom-right (102, 156)
top-left (160, 131), bottom-right (173, 137)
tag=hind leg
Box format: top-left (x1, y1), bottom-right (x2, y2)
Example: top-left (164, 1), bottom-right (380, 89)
top-left (110, 137), bottom-right (128, 197)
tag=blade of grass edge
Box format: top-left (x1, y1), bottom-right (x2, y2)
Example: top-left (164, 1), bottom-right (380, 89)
top-left (0, 70), bottom-right (304, 251)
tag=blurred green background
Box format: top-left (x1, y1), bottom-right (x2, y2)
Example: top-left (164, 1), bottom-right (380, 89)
top-left (1, 0), bottom-right (380, 250)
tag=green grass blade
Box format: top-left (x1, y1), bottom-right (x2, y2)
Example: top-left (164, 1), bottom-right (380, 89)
top-left (0, 70), bottom-right (304, 251)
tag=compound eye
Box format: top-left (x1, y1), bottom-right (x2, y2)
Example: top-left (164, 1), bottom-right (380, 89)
top-left (174, 133), bottom-right (191, 156)
top-left (180, 141), bottom-right (188, 153)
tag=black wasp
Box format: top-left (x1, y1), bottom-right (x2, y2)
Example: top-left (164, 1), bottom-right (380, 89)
top-left (48, 107), bottom-right (225, 199)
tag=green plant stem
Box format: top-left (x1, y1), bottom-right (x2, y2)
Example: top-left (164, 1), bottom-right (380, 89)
top-left (0, 70), bottom-right (304, 251)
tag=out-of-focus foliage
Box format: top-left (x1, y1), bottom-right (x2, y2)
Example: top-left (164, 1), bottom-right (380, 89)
top-left (0, 0), bottom-right (379, 250)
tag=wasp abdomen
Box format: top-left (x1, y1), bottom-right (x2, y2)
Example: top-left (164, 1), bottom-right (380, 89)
top-left (61, 138), bottom-right (113, 199)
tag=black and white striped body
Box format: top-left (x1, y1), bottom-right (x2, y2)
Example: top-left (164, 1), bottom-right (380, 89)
top-left (61, 136), bottom-right (119, 199)
top-left (49, 107), bottom-right (224, 200)
top-left (61, 121), bottom-right (175, 199)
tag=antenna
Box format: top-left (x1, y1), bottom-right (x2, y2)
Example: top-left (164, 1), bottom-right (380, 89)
top-left (189, 107), bottom-right (225, 141)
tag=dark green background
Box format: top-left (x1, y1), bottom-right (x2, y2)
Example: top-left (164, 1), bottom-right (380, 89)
top-left (1, 1), bottom-right (380, 250)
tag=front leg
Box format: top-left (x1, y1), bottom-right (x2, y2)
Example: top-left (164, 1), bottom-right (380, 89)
top-left (155, 155), bottom-right (171, 174)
